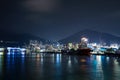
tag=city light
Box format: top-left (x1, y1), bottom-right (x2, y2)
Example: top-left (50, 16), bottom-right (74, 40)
top-left (81, 37), bottom-right (88, 42)
top-left (0, 52), bottom-right (4, 55)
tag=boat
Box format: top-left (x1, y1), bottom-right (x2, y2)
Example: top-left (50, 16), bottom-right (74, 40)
top-left (76, 48), bottom-right (92, 55)
top-left (64, 37), bottom-right (92, 56)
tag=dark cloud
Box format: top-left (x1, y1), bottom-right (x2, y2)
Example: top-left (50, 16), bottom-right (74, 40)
top-left (21, 0), bottom-right (61, 13)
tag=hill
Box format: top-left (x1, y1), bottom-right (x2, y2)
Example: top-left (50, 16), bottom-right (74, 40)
top-left (0, 31), bottom-right (47, 47)
top-left (59, 29), bottom-right (120, 45)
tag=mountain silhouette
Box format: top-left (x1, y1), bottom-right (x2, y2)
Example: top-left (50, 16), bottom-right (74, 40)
top-left (0, 31), bottom-right (47, 47)
top-left (59, 29), bottom-right (120, 45)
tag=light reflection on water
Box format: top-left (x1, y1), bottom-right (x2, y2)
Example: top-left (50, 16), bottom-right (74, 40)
top-left (0, 53), bottom-right (120, 80)
top-left (0, 55), bottom-right (3, 76)
top-left (95, 56), bottom-right (104, 80)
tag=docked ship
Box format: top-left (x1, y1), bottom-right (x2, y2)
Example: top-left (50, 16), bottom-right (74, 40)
top-left (63, 37), bottom-right (92, 56)
top-left (77, 37), bottom-right (92, 55)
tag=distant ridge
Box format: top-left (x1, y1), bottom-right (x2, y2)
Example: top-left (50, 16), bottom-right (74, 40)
top-left (0, 32), bottom-right (47, 47)
top-left (59, 29), bottom-right (120, 45)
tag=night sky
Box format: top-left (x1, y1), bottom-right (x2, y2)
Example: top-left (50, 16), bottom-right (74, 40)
top-left (1, 0), bottom-right (120, 40)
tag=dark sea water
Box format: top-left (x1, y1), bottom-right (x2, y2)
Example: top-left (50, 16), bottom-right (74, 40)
top-left (0, 53), bottom-right (120, 80)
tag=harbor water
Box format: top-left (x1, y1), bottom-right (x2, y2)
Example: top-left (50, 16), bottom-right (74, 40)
top-left (0, 53), bottom-right (120, 80)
